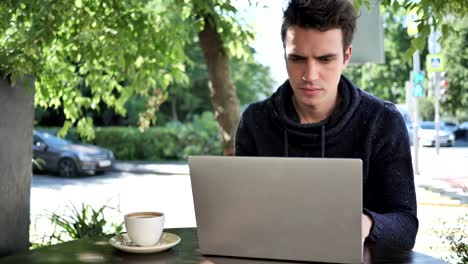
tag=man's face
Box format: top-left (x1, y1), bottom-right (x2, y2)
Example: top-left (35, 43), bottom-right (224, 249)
top-left (284, 26), bottom-right (352, 110)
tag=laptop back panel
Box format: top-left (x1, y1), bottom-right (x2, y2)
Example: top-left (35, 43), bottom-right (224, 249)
top-left (189, 156), bottom-right (363, 264)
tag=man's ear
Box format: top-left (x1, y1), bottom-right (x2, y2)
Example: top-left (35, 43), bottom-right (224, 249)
top-left (343, 45), bottom-right (352, 66)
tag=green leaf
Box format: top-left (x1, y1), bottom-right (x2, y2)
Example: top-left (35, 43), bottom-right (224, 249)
top-left (75, 0), bottom-right (83, 9)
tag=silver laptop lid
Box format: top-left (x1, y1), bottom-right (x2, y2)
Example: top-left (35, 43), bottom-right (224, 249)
top-left (189, 156), bottom-right (363, 264)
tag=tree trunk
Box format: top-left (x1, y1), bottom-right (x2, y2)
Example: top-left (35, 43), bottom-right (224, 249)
top-left (198, 18), bottom-right (240, 156)
top-left (0, 77), bottom-right (34, 256)
top-left (171, 96), bottom-right (178, 122)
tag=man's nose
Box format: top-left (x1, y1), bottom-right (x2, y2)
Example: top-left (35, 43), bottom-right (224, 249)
top-left (302, 60), bottom-right (319, 82)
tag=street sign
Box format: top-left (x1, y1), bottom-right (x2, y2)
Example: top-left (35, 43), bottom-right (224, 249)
top-left (413, 71), bottom-right (425, 97)
top-left (428, 31), bottom-right (442, 54)
top-left (407, 8), bottom-right (420, 36)
top-left (426, 54), bottom-right (445, 73)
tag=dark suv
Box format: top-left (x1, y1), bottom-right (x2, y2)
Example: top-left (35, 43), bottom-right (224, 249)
top-left (33, 130), bottom-right (114, 177)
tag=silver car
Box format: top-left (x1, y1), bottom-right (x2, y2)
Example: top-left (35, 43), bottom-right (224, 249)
top-left (33, 130), bottom-right (114, 177)
top-left (455, 121), bottom-right (468, 139)
top-left (419, 121), bottom-right (455, 147)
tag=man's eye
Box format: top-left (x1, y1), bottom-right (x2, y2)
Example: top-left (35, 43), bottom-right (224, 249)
top-left (319, 57), bottom-right (332, 63)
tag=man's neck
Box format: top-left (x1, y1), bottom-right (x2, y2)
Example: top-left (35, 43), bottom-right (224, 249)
top-left (292, 95), bottom-right (341, 124)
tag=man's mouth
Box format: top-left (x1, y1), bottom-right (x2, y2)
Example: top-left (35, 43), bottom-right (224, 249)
top-left (300, 87), bottom-right (324, 95)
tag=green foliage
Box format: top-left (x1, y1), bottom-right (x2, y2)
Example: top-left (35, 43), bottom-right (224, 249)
top-left (418, 96), bottom-right (435, 121)
top-left (36, 111), bottom-right (222, 160)
top-left (189, 0), bottom-right (255, 60)
top-left (440, 18), bottom-right (468, 121)
top-left (344, 7), bottom-right (412, 103)
top-left (346, 5), bottom-right (466, 120)
top-left (31, 202), bottom-right (123, 249)
top-left (231, 48), bottom-right (275, 105)
top-left (156, 44), bottom-right (274, 123)
top-left (33, 43), bottom-right (274, 126)
top-left (1, 0), bottom-right (259, 142)
top-left (32, 158), bottom-right (45, 170)
top-left (439, 214), bottom-right (468, 264)
top-left (355, 0), bottom-right (468, 61)
top-left (0, 0), bottom-right (192, 139)
top-left (95, 112), bottom-right (222, 160)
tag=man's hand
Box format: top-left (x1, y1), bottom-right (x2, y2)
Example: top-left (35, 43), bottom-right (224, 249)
top-left (362, 213), bottom-right (373, 244)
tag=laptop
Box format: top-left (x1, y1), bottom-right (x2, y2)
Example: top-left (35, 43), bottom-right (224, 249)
top-left (188, 156), bottom-right (363, 264)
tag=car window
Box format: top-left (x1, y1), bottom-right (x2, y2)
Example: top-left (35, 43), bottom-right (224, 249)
top-left (444, 122), bottom-right (456, 126)
top-left (396, 105), bottom-right (411, 124)
top-left (420, 123), bottom-right (435, 129)
top-left (40, 133), bottom-right (71, 146)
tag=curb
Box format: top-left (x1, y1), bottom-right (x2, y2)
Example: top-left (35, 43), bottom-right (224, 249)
top-left (111, 161), bottom-right (468, 204)
top-left (416, 177), bottom-right (468, 204)
top-left (111, 162), bottom-right (189, 175)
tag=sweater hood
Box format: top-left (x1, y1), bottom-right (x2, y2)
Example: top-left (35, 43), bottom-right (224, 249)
top-left (267, 75), bottom-right (362, 154)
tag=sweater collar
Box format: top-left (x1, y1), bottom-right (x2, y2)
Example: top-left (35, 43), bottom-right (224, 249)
top-left (270, 75), bottom-right (361, 140)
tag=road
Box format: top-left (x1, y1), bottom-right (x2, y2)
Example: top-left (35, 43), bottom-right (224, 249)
top-left (30, 141), bottom-right (468, 260)
top-left (30, 172), bottom-right (197, 245)
top-left (414, 139), bottom-right (468, 192)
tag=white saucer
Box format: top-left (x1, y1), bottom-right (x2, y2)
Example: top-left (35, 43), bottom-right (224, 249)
top-left (109, 232), bottom-right (181, 253)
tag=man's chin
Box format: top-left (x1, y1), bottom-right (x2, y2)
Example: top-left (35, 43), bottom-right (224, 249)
top-left (297, 97), bottom-right (325, 109)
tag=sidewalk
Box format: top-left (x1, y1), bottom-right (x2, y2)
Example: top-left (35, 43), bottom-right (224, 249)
top-left (112, 146), bottom-right (468, 205)
top-left (414, 146), bottom-right (468, 204)
top-left (112, 161), bottom-right (189, 175)
top-left (110, 150), bottom-right (467, 260)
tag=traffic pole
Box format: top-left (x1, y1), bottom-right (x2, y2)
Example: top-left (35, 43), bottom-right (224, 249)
top-left (428, 30), bottom-right (442, 155)
top-left (434, 72), bottom-right (441, 154)
top-left (412, 50), bottom-right (420, 175)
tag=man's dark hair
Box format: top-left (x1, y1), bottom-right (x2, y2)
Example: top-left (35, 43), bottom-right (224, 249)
top-left (281, 0), bottom-right (358, 53)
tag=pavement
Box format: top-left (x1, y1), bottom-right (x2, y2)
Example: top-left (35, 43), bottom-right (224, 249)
top-left (112, 143), bottom-right (468, 205)
top-left (113, 161), bottom-right (189, 175)
top-left (32, 144), bottom-right (467, 261)
top-left (413, 144), bottom-right (468, 205)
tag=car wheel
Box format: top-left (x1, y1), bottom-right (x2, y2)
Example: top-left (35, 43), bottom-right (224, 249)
top-left (58, 158), bottom-right (78, 177)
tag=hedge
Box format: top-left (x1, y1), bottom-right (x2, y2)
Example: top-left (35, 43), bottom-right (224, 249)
top-left (35, 112), bottom-right (222, 161)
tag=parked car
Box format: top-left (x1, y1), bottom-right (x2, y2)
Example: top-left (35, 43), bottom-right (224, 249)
top-left (396, 104), bottom-right (414, 145)
top-left (406, 123), bottom-right (414, 145)
top-left (455, 121), bottom-right (468, 139)
top-left (418, 121), bottom-right (456, 147)
top-left (441, 121), bottom-right (458, 133)
top-left (33, 130), bottom-right (114, 177)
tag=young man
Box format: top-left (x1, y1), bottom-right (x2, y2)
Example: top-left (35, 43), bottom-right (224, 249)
top-left (235, 0), bottom-right (418, 250)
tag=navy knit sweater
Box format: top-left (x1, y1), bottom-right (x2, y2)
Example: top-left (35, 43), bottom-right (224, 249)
top-left (235, 76), bottom-right (418, 250)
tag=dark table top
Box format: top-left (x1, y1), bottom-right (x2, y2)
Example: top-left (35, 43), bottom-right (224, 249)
top-left (0, 228), bottom-right (446, 264)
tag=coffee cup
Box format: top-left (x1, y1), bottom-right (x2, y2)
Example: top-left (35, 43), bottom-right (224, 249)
top-left (124, 211), bottom-right (165, 247)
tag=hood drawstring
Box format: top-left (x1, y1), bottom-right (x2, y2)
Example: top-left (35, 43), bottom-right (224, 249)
top-left (283, 125), bottom-right (325, 158)
top-left (321, 125), bottom-right (325, 158)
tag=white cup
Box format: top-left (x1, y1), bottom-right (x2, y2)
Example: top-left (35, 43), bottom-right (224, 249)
top-left (124, 211), bottom-right (165, 247)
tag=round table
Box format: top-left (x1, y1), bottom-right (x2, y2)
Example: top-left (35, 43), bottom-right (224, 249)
top-left (0, 228), bottom-right (447, 263)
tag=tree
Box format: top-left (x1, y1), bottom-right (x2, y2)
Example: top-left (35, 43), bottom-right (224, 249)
top-left (5, 0), bottom-right (464, 154)
top-left (1, 0), bottom-right (258, 155)
top-left (158, 45), bottom-right (274, 124)
top-left (1, 0), bottom-right (191, 139)
top-left (231, 48), bottom-right (274, 106)
top-left (355, 0), bottom-right (468, 60)
top-left (34, 44), bottom-right (274, 126)
top-left (344, 7), bottom-right (413, 103)
top-left (189, 0), bottom-right (255, 155)
top-left (440, 18), bottom-right (468, 121)
top-left (347, 2), bottom-right (467, 121)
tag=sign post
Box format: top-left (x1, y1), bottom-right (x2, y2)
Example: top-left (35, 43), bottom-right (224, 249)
top-left (427, 33), bottom-right (445, 154)
top-left (411, 52), bottom-right (421, 175)
top-left (407, 9), bottom-right (421, 174)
